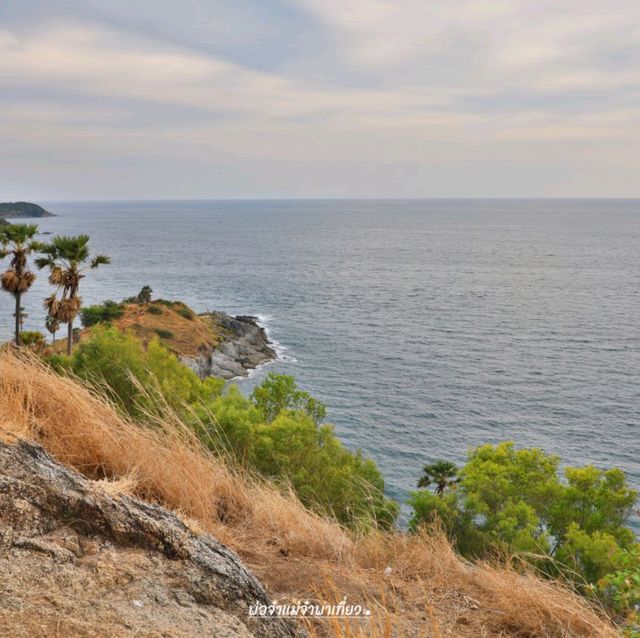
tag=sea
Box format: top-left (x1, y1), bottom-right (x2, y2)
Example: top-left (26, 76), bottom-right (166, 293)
top-left (1, 199), bottom-right (638, 528)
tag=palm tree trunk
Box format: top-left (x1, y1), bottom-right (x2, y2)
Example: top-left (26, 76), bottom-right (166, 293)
top-left (67, 320), bottom-right (73, 356)
top-left (15, 293), bottom-right (21, 346)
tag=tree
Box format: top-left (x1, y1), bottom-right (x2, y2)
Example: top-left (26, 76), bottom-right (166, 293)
top-left (418, 460), bottom-right (459, 496)
top-left (137, 285), bottom-right (153, 304)
top-left (36, 235), bottom-right (110, 355)
top-left (0, 223), bottom-right (41, 346)
top-left (45, 313), bottom-right (60, 344)
top-left (250, 372), bottom-right (327, 424)
top-left (409, 442), bottom-right (638, 588)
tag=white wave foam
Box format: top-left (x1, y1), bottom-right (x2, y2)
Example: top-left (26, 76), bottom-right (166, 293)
top-left (251, 314), bottom-right (297, 375)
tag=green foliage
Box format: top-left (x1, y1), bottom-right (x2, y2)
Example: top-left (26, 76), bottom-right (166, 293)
top-left (44, 352), bottom-right (72, 373)
top-left (35, 233), bottom-right (110, 355)
top-left (409, 442), bottom-right (638, 607)
top-left (597, 545), bottom-right (640, 629)
top-left (177, 305), bottom-right (195, 320)
top-left (80, 300), bottom-right (125, 327)
top-left (196, 374), bottom-right (396, 529)
top-left (147, 304), bottom-right (163, 315)
top-left (20, 330), bottom-right (46, 350)
top-left (70, 326), bottom-right (222, 416)
top-left (155, 328), bottom-right (174, 339)
top-left (418, 460), bottom-right (459, 495)
top-left (63, 330), bottom-right (396, 530)
top-left (250, 372), bottom-right (327, 424)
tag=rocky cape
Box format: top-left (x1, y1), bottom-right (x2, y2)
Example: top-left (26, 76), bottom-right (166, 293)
top-left (0, 438), bottom-right (297, 637)
top-left (0, 202), bottom-right (54, 218)
top-left (183, 312), bottom-right (277, 380)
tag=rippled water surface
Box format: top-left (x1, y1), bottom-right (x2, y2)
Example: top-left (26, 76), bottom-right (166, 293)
top-left (2, 199), bottom-right (638, 525)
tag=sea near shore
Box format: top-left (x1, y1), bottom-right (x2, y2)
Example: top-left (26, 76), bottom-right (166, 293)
top-left (1, 199), bottom-right (638, 528)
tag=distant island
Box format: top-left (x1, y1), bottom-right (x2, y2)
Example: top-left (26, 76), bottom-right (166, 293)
top-left (0, 218), bottom-right (10, 226)
top-left (0, 202), bottom-right (54, 218)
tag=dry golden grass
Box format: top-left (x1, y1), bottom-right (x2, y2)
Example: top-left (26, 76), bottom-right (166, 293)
top-left (51, 301), bottom-right (221, 357)
top-left (0, 350), bottom-right (621, 637)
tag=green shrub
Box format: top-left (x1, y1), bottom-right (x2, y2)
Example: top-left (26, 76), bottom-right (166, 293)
top-left (155, 329), bottom-right (174, 339)
top-left (70, 326), bottom-right (223, 416)
top-left (147, 305), bottom-right (163, 315)
top-left (20, 330), bottom-right (47, 350)
top-left (251, 372), bottom-right (326, 424)
top-left (44, 352), bottom-right (72, 373)
top-left (409, 442), bottom-right (638, 597)
top-left (67, 328), bottom-right (397, 530)
top-left (200, 374), bottom-right (397, 529)
top-left (177, 306), bottom-right (195, 320)
top-left (80, 300), bottom-right (125, 327)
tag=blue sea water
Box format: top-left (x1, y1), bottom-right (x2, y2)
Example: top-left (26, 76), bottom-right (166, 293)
top-left (1, 199), bottom-right (639, 527)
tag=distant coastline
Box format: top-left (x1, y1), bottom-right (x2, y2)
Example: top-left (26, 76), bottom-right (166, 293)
top-left (0, 202), bottom-right (54, 218)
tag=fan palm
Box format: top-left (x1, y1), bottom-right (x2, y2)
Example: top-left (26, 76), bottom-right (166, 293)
top-left (0, 223), bottom-right (41, 346)
top-left (35, 234), bottom-right (110, 355)
top-left (417, 460), bottom-right (460, 496)
top-left (45, 313), bottom-right (60, 344)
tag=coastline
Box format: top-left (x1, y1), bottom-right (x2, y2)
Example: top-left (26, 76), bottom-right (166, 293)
top-left (180, 312), bottom-right (277, 380)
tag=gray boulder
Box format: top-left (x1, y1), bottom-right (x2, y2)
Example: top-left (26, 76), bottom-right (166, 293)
top-left (0, 439), bottom-right (299, 637)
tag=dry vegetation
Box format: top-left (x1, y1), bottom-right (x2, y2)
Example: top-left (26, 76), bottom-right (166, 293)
top-left (59, 301), bottom-right (222, 357)
top-left (0, 350), bottom-right (621, 637)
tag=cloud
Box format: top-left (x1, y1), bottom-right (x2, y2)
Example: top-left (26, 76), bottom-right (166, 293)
top-left (0, 1), bottom-right (639, 198)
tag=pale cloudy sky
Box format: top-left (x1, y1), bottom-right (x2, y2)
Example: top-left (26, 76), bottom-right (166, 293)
top-left (1, 0), bottom-right (639, 199)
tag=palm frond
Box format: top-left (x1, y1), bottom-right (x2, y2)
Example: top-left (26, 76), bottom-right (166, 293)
top-left (34, 256), bottom-right (55, 270)
top-left (91, 254), bottom-right (111, 268)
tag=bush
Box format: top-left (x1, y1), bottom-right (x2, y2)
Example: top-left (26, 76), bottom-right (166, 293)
top-left (67, 329), bottom-right (397, 530)
top-left (20, 330), bottom-right (47, 351)
top-left (70, 326), bottom-right (222, 416)
top-left (80, 300), bottom-right (125, 327)
top-left (251, 372), bottom-right (326, 424)
top-left (409, 442), bottom-right (638, 597)
top-left (155, 329), bottom-right (174, 339)
top-left (147, 305), bottom-right (163, 315)
top-left (177, 306), bottom-right (195, 320)
top-left (200, 374), bottom-right (397, 529)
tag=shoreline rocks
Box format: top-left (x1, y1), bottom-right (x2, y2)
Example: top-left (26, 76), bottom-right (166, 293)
top-left (181, 312), bottom-right (277, 380)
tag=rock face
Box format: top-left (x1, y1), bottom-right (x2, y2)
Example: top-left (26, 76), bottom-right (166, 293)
top-left (0, 440), bottom-right (298, 637)
top-left (182, 313), bottom-right (277, 380)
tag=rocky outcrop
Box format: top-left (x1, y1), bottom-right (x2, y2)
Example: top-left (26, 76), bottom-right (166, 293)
top-left (0, 439), bottom-right (298, 637)
top-left (181, 313), bottom-right (276, 380)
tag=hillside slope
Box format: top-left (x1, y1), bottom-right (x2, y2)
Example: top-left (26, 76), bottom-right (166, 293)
top-left (0, 352), bottom-right (619, 637)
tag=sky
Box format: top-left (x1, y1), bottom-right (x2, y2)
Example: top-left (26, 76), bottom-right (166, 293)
top-left (0, 0), bottom-right (639, 200)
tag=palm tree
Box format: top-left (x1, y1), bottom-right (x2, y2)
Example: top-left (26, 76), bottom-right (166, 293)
top-left (0, 223), bottom-right (41, 346)
top-left (418, 460), bottom-right (459, 496)
top-left (35, 235), bottom-right (110, 355)
top-left (45, 313), bottom-right (60, 344)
